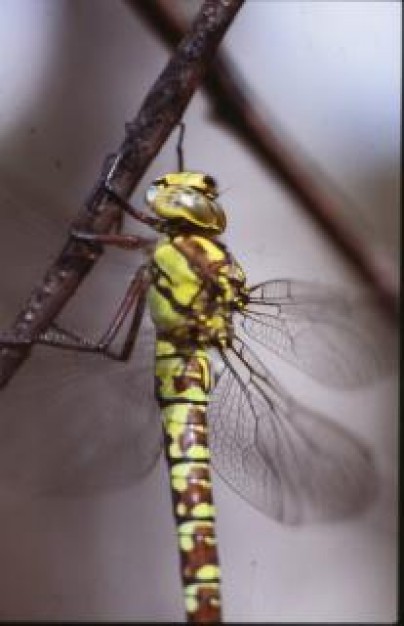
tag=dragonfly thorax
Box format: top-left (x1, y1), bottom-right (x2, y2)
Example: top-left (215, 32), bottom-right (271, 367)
top-left (147, 233), bottom-right (247, 349)
top-left (145, 171), bottom-right (226, 234)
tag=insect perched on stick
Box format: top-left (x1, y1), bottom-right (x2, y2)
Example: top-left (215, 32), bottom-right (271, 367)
top-left (0, 129), bottom-right (395, 623)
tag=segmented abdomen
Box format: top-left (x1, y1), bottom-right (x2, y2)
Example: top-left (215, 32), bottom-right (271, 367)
top-left (155, 339), bottom-right (222, 623)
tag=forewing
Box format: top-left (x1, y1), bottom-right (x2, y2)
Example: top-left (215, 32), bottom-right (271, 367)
top-left (208, 337), bottom-right (377, 524)
top-left (0, 323), bottom-right (162, 497)
top-left (241, 279), bottom-right (396, 388)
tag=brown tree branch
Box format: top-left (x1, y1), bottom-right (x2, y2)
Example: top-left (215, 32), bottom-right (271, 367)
top-left (131, 0), bottom-right (399, 318)
top-left (0, 0), bottom-right (244, 387)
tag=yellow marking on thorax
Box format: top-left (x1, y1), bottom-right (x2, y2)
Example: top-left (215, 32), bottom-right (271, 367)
top-left (155, 339), bottom-right (176, 356)
top-left (147, 285), bottom-right (183, 330)
top-left (153, 239), bottom-right (202, 306)
top-left (155, 342), bottom-right (207, 360)
top-left (176, 234), bottom-right (226, 263)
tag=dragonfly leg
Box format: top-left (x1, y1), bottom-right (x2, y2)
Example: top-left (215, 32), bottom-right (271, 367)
top-left (0, 266), bottom-right (150, 361)
top-left (0, 334), bottom-right (32, 348)
top-left (103, 182), bottom-right (163, 231)
top-left (96, 264), bottom-right (150, 361)
top-left (70, 229), bottom-right (157, 252)
top-left (113, 204), bottom-right (124, 235)
top-left (39, 264), bottom-right (150, 359)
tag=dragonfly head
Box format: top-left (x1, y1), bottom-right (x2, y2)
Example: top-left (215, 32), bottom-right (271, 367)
top-left (145, 171), bottom-right (226, 234)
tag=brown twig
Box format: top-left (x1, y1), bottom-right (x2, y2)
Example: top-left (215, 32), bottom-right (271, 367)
top-left (0, 0), bottom-right (244, 387)
top-left (131, 0), bottom-right (399, 318)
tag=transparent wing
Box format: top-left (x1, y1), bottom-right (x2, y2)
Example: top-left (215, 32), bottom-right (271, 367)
top-left (0, 182), bottom-right (162, 498)
top-left (0, 184), bottom-right (67, 327)
top-left (208, 336), bottom-right (377, 524)
top-left (241, 279), bottom-right (396, 388)
top-left (0, 319), bottom-right (162, 498)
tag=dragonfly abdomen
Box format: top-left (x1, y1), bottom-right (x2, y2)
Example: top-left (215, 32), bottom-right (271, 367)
top-left (148, 231), bottom-right (246, 621)
top-left (155, 340), bottom-right (222, 623)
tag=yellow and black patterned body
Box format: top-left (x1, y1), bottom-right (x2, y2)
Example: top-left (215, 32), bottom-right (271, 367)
top-left (145, 173), bottom-right (247, 623)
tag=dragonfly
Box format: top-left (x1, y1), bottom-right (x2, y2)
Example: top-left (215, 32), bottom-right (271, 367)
top-left (0, 165), bottom-right (395, 623)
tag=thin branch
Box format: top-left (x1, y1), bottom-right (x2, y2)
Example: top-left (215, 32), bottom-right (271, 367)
top-left (131, 0), bottom-right (399, 318)
top-left (0, 0), bottom-right (244, 387)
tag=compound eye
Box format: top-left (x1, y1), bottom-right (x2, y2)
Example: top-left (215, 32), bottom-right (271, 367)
top-left (203, 175), bottom-right (217, 189)
top-left (145, 184), bottom-right (158, 205)
top-left (180, 189), bottom-right (195, 208)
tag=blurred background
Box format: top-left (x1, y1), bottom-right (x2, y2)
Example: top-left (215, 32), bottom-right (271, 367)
top-left (0, 1), bottom-right (399, 622)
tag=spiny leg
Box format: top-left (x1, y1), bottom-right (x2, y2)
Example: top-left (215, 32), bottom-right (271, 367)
top-left (96, 264), bottom-right (150, 361)
top-left (70, 228), bottom-right (157, 253)
top-left (39, 265), bottom-right (149, 361)
top-left (103, 182), bottom-right (163, 230)
top-left (95, 150), bottom-right (163, 232)
top-left (1, 225), bottom-right (152, 365)
top-left (0, 180), bottom-right (159, 359)
top-left (71, 172), bottom-right (164, 250)
top-left (61, 178), bottom-right (165, 359)
top-left (54, 229), bottom-right (154, 359)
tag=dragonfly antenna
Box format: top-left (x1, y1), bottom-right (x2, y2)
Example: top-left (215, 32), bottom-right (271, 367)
top-left (176, 121), bottom-right (186, 172)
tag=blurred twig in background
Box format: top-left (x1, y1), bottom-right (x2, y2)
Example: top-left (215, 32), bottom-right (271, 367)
top-left (0, 0), bottom-right (244, 387)
top-left (130, 0), bottom-right (399, 318)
